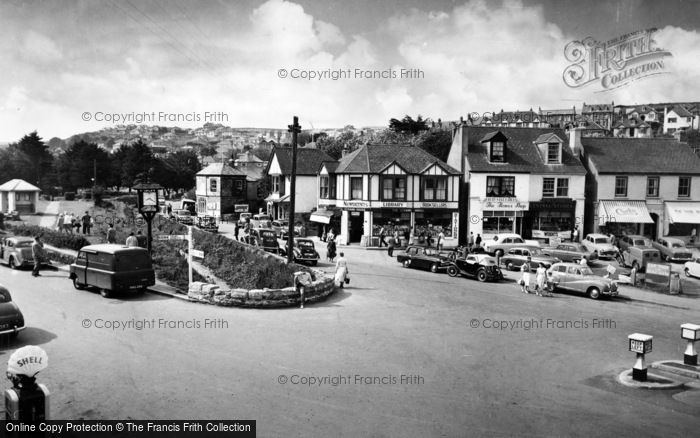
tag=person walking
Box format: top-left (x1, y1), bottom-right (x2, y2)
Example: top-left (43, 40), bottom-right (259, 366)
top-left (475, 233), bottom-right (482, 250)
top-left (535, 263), bottom-right (548, 296)
top-left (519, 256), bottom-right (532, 293)
top-left (579, 255), bottom-right (588, 267)
top-left (81, 211), bottom-right (92, 234)
top-left (126, 232), bottom-right (139, 247)
top-left (106, 224), bottom-right (117, 243)
top-left (468, 232), bottom-right (475, 252)
top-left (437, 230), bottom-right (445, 251)
top-left (64, 212), bottom-right (74, 234)
top-left (56, 213), bottom-right (64, 232)
top-left (387, 234), bottom-right (396, 257)
top-left (378, 226), bottom-right (387, 247)
top-left (572, 226), bottom-right (579, 243)
top-left (334, 252), bottom-right (349, 288)
top-left (31, 235), bottom-right (46, 277)
top-left (327, 237), bottom-right (337, 262)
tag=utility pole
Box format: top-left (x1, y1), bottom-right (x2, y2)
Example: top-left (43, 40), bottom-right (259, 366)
top-left (287, 116), bottom-right (301, 263)
top-left (93, 159), bottom-right (97, 189)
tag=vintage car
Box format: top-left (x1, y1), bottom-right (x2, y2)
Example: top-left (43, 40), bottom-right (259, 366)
top-left (0, 284), bottom-right (25, 338)
top-left (1, 236), bottom-right (51, 270)
top-left (499, 247), bottom-right (560, 271)
top-left (481, 233), bottom-right (540, 257)
top-left (195, 216), bottom-right (218, 233)
top-left (617, 234), bottom-right (652, 253)
top-left (684, 258), bottom-right (700, 278)
top-left (237, 212), bottom-right (253, 227)
top-left (581, 233), bottom-right (618, 259)
top-left (546, 262), bottom-right (618, 300)
top-left (531, 224), bottom-right (572, 243)
top-left (541, 243), bottom-right (598, 263)
top-left (652, 237), bottom-right (694, 262)
top-left (173, 209), bottom-right (194, 225)
top-left (397, 246), bottom-right (451, 273)
top-left (287, 238), bottom-right (319, 265)
top-left (621, 246), bottom-right (661, 272)
top-left (247, 228), bottom-right (284, 255)
top-left (271, 220), bottom-right (289, 238)
top-left (446, 253), bottom-right (503, 282)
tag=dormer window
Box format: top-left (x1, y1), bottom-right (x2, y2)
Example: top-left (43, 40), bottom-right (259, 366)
top-left (547, 143), bottom-right (561, 164)
top-left (491, 142), bottom-right (505, 162)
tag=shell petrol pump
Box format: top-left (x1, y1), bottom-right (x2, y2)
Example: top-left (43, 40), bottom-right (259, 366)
top-left (4, 345), bottom-right (50, 421)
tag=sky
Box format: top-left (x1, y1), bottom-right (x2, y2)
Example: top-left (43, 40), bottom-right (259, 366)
top-left (1, 0), bottom-right (700, 141)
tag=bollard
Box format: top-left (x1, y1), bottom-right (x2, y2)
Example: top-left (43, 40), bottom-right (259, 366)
top-left (680, 323), bottom-right (700, 366)
top-left (4, 346), bottom-right (50, 423)
top-left (628, 333), bottom-right (653, 381)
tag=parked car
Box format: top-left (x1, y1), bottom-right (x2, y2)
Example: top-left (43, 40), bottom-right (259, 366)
top-left (621, 246), bottom-right (661, 272)
top-left (0, 284), bottom-right (25, 338)
top-left (271, 220), bottom-right (290, 238)
top-left (531, 224), bottom-right (572, 243)
top-left (541, 243), bottom-right (598, 263)
top-left (481, 233), bottom-right (540, 257)
top-left (195, 216), bottom-right (218, 233)
top-left (652, 237), bottom-right (694, 262)
top-left (446, 253), bottom-right (503, 282)
top-left (287, 238), bottom-right (319, 265)
top-left (246, 228), bottom-right (283, 255)
top-left (237, 212), bottom-right (252, 226)
top-left (396, 246), bottom-right (451, 273)
top-left (69, 244), bottom-right (156, 298)
top-left (499, 247), bottom-right (560, 271)
top-left (617, 234), bottom-right (652, 253)
top-left (173, 209), bottom-right (194, 225)
top-left (581, 233), bottom-right (618, 259)
top-left (251, 214), bottom-right (272, 229)
top-left (1, 236), bottom-right (51, 270)
top-left (546, 262), bottom-right (618, 299)
top-left (684, 258), bottom-right (700, 278)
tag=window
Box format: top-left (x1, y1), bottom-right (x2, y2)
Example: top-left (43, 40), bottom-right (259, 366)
top-left (234, 180), bottom-right (244, 193)
top-left (646, 177), bottom-right (659, 197)
top-left (668, 117), bottom-right (677, 123)
top-left (615, 176), bottom-right (628, 197)
top-left (320, 176), bottom-right (330, 199)
top-left (422, 176), bottom-right (447, 200)
top-left (679, 177), bottom-right (691, 197)
top-left (486, 176), bottom-right (515, 197)
top-left (350, 177), bottom-right (363, 200)
top-left (270, 176), bottom-right (280, 193)
top-left (490, 142), bottom-right (505, 162)
top-left (209, 178), bottom-right (217, 192)
top-left (542, 178), bottom-right (555, 197)
top-left (547, 143), bottom-right (560, 164)
top-left (381, 176), bottom-right (406, 201)
top-left (556, 178), bottom-right (569, 196)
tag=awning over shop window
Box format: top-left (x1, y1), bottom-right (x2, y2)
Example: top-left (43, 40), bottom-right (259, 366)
top-left (264, 194), bottom-right (290, 203)
top-left (598, 200), bottom-right (654, 225)
top-left (665, 202), bottom-right (700, 224)
top-left (310, 209), bottom-right (334, 224)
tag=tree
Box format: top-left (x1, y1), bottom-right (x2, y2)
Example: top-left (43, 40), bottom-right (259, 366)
top-left (389, 115), bottom-right (430, 135)
top-left (120, 140), bottom-right (156, 190)
top-left (55, 140), bottom-right (111, 191)
top-left (316, 131), bottom-right (366, 160)
top-left (413, 130), bottom-right (453, 162)
top-left (153, 150), bottom-right (201, 196)
top-left (199, 145), bottom-right (218, 157)
top-left (9, 132), bottom-right (53, 189)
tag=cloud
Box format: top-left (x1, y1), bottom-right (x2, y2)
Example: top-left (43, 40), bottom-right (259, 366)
top-left (22, 30), bottom-right (63, 64)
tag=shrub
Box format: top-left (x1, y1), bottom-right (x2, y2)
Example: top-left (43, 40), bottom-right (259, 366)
top-left (114, 195), bottom-right (137, 206)
top-left (151, 240), bottom-right (205, 291)
top-left (64, 192), bottom-right (75, 201)
top-left (7, 224), bottom-right (89, 251)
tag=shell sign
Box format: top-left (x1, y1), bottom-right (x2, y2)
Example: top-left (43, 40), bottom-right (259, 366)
top-left (7, 345), bottom-right (48, 377)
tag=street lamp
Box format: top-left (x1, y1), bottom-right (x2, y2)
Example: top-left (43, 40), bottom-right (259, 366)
top-left (134, 182), bottom-right (162, 255)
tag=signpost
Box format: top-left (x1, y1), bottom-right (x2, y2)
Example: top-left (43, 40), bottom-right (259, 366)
top-left (134, 182), bottom-right (162, 256)
top-left (191, 249), bottom-right (204, 259)
top-left (644, 262), bottom-right (671, 290)
top-left (628, 333), bottom-right (653, 381)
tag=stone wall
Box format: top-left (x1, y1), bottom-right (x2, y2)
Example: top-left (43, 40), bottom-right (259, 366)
top-left (187, 270), bottom-right (336, 308)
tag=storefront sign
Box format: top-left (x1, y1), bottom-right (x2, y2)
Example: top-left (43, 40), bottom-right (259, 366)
top-left (381, 202), bottom-right (407, 208)
top-left (482, 197), bottom-right (529, 211)
top-left (452, 212), bottom-right (459, 241)
top-left (338, 200), bottom-right (370, 208)
top-left (234, 204), bottom-right (249, 213)
top-left (420, 202), bottom-right (448, 208)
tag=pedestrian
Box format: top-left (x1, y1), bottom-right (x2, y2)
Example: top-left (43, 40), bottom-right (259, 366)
top-left (56, 213), bottom-right (65, 232)
top-left (31, 235), bottom-right (46, 277)
top-left (535, 263), bottom-right (548, 296)
top-left (82, 211), bottom-right (92, 234)
top-left (234, 222), bottom-right (239, 240)
top-left (379, 226), bottom-right (387, 247)
top-left (327, 237), bottom-right (337, 262)
top-left (691, 228), bottom-right (697, 245)
top-left (73, 216), bottom-right (81, 233)
top-left (608, 232), bottom-right (616, 248)
top-left (63, 212), bottom-right (74, 234)
top-left (334, 252), bottom-right (349, 288)
top-left (408, 228), bottom-right (415, 245)
top-left (573, 226), bottom-right (579, 243)
top-left (106, 224), bottom-right (117, 243)
top-left (437, 230), bottom-right (445, 251)
top-left (126, 232), bottom-right (139, 247)
top-left (519, 256), bottom-right (532, 294)
top-left (394, 230), bottom-right (401, 248)
top-left (579, 255), bottom-right (588, 267)
top-left (387, 234), bottom-right (396, 257)
top-left (327, 228), bottom-right (335, 242)
top-left (136, 230), bottom-right (147, 248)
top-left (426, 232), bottom-right (433, 247)
top-left (475, 233), bottom-right (482, 249)
top-left (468, 232), bottom-right (475, 252)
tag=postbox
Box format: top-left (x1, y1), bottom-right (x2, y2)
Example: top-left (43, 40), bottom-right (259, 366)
top-left (4, 346), bottom-right (49, 422)
top-left (681, 323), bottom-right (700, 366)
top-left (628, 333), bottom-right (652, 381)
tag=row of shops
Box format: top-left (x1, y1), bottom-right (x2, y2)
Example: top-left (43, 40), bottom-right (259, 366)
top-left (596, 200), bottom-right (700, 242)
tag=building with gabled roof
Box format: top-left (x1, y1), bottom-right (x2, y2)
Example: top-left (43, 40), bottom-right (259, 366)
top-left (0, 179), bottom-right (41, 214)
top-left (195, 162), bottom-right (248, 218)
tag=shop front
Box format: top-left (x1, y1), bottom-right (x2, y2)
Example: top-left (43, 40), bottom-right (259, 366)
top-left (526, 198), bottom-right (576, 242)
top-left (665, 202), bottom-right (700, 243)
top-left (477, 197), bottom-right (529, 239)
top-left (597, 200), bottom-right (655, 237)
top-left (265, 194), bottom-right (290, 220)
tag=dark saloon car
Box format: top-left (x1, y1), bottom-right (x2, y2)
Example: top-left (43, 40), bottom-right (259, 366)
top-left (499, 247), bottom-right (560, 271)
top-left (248, 228), bottom-right (284, 255)
top-left (396, 246), bottom-right (451, 273)
top-left (287, 238), bottom-right (320, 266)
top-left (617, 234), bottom-right (652, 253)
top-left (1, 236), bottom-right (50, 270)
top-left (541, 243), bottom-right (598, 263)
top-left (446, 253), bottom-right (503, 282)
top-left (546, 263), bottom-right (618, 300)
top-left (0, 284), bottom-right (25, 338)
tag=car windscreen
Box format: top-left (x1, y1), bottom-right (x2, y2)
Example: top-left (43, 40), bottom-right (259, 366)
top-left (529, 249), bottom-right (543, 255)
top-left (633, 239), bottom-right (648, 246)
top-left (297, 241), bottom-right (314, 248)
top-left (594, 238), bottom-right (608, 244)
top-left (260, 231), bottom-right (276, 239)
top-left (671, 242), bottom-right (685, 248)
top-left (115, 253), bottom-right (152, 270)
top-left (14, 241), bottom-right (32, 248)
top-left (424, 249), bottom-right (440, 256)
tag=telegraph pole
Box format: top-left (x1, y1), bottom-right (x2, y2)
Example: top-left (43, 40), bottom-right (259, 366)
top-left (287, 116), bottom-right (301, 263)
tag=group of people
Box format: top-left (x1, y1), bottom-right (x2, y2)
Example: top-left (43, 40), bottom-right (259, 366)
top-left (517, 256), bottom-right (553, 297)
top-left (56, 211), bottom-right (93, 235)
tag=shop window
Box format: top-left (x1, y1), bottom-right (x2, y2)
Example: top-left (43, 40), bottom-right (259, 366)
top-left (210, 178), bottom-right (218, 193)
top-left (270, 176), bottom-right (280, 193)
top-left (646, 177), bottom-right (659, 197)
top-left (486, 176), bottom-right (515, 197)
top-left (350, 177), bottom-right (363, 200)
top-left (614, 176), bottom-right (628, 197)
top-left (678, 177), bottom-right (691, 197)
top-left (381, 176), bottom-right (406, 201)
top-left (414, 210), bottom-right (453, 238)
top-left (422, 176), bottom-right (447, 201)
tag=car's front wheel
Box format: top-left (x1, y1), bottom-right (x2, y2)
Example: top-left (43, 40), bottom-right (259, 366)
top-left (446, 265), bottom-right (459, 277)
top-left (403, 259), bottom-right (411, 268)
top-left (477, 269), bottom-right (488, 282)
top-left (588, 287), bottom-right (601, 300)
top-left (100, 288), bottom-right (113, 298)
top-left (73, 278), bottom-right (86, 290)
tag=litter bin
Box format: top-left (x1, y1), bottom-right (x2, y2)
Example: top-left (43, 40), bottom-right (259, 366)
top-left (670, 272), bottom-right (682, 295)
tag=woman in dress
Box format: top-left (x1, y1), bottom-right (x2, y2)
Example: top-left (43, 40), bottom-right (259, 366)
top-left (334, 252), bottom-right (349, 288)
top-left (520, 256), bottom-right (532, 294)
top-left (327, 237), bottom-right (337, 262)
top-left (535, 262), bottom-right (548, 296)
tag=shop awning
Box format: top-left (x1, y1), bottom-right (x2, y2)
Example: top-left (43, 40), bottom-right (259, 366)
top-left (310, 210), bottom-right (334, 224)
top-left (598, 201), bottom-right (654, 225)
top-left (665, 202), bottom-right (700, 224)
top-left (264, 194), bottom-right (290, 203)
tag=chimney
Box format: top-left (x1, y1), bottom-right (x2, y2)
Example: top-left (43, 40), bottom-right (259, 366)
top-left (341, 145), bottom-right (350, 157)
top-left (447, 124), bottom-right (468, 172)
top-left (569, 127), bottom-right (583, 157)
